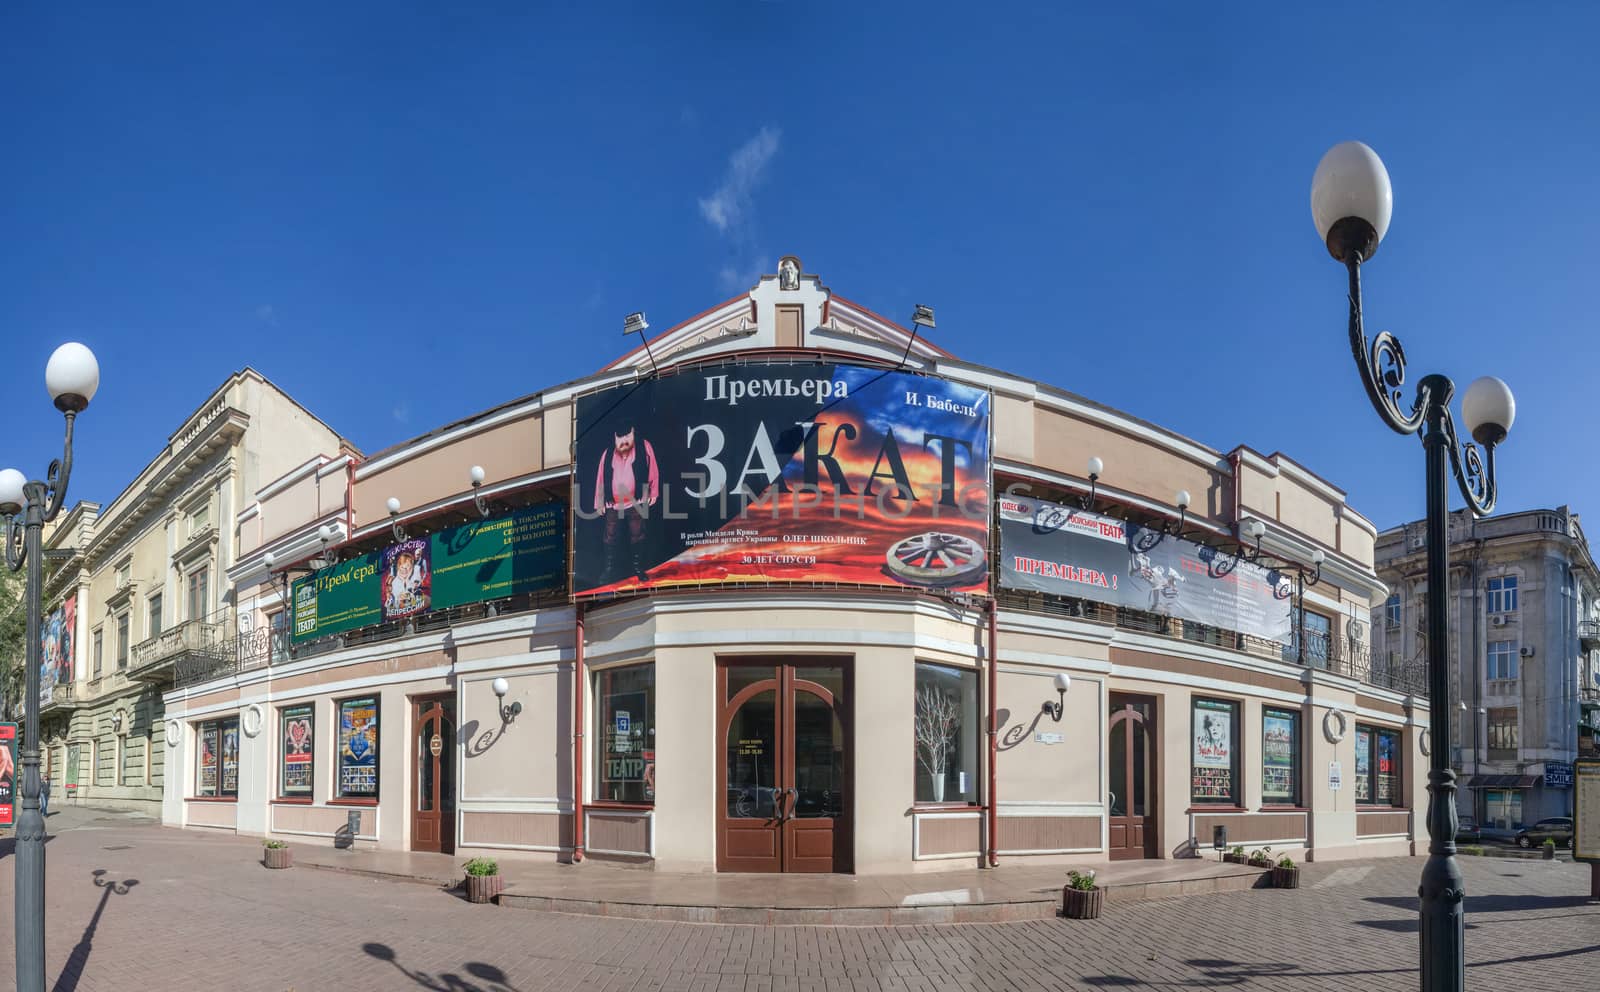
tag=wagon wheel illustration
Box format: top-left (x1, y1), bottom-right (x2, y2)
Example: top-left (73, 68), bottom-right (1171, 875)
top-left (884, 532), bottom-right (987, 587)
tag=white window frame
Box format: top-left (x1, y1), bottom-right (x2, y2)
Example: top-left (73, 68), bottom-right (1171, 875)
top-left (1488, 640), bottom-right (1519, 681)
top-left (1487, 576), bottom-right (1519, 615)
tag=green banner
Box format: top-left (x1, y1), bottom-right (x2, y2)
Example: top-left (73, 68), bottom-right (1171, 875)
top-left (431, 505), bottom-right (565, 610)
top-left (291, 505), bottom-right (566, 644)
top-left (292, 552), bottom-right (382, 643)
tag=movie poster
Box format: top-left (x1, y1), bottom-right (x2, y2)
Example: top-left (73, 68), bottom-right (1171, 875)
top-left (0, 723), bottom-right (16, 827)
top-left (572, 363), bottom-right (991, 597)
top-left (1355, 729), bottom-right (1372, 802)
top-left (1192, 699), bottom-right (1235, 801)
top-left (1263, 711), bottom-right (1296, 802)
top-left (40, 595), bottom-right (76, 707)
top-left (221, 722), bottom-right (239, 795)
top-left (199, 729), bottom-right (218, 795)
top-left (281, 706), bottom-right (314, 796)
top-left (1376, 731), bottom-right (1396, 804)
top-left (380, 538), bottom-right (431, 621)
top-left (338, 698), bottom-right (378, 797)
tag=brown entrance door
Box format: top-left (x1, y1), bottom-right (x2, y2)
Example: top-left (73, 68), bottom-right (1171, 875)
top-left (411, 695), bottom-right (456, 854)
top-left (717, 661), bottom-right (850, 873)
top-left (1108, 694), bottom-right (1156, 860)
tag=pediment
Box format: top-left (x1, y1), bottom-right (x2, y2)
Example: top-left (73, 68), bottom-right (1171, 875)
top-left (603, 260), bottom-right (953, 374)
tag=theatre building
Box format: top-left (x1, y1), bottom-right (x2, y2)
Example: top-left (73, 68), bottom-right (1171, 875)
top-left (161, 261), bottom-right (1428, 872)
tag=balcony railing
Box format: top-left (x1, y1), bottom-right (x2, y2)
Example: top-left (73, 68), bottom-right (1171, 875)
top-left (1581, 620), bottom-right (1600, 651)
top-left (129, 607), bottom-right (236, 685)
top-left (995, 589), bottom-right (1429, 697)
top-left (1580, 685), bottom-right (1600, 709)
top-left (40, 682), bottom-right (80, 712)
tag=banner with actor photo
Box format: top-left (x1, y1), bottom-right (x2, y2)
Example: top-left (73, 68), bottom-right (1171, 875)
top-left (293, 504), bottom-right (565, 643)
top-left (997, 496), bottom-right (1293, 642)
top-left (40, 595), bottom-right (76, 707)
top-left (572, 363), bottom-right (991, 596)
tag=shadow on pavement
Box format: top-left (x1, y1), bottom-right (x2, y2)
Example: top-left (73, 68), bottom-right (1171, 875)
top-left (1365, 893), bottom-right (1596, 913)
top-left (51, 869), bottom-right (139, 992)
top-left (362, 942), bottom-right (518, 992)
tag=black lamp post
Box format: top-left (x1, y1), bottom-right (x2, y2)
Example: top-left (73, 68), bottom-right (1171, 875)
top-left (1, 341), bottom-right (101, 992)
top-left (1311, 141), bottom-right (1516, 992)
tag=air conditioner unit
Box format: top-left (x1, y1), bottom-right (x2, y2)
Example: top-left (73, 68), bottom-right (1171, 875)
top-left (1491, 615), bottom-right (1507, 627)
top-left (1519, 646), bottom-right (1535, 658)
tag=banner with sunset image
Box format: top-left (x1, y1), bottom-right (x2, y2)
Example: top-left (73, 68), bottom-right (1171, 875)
top-left (572, 363), bottom-right (992, 596)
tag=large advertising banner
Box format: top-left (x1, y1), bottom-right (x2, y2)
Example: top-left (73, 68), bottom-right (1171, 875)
top-left (997, 496), bottom-right (1293, 641)
top-left (572, 363), bottom-right (991, 596)
top-left (292, 552), bottom-right (382, 643)
top-left (430, 505), bottom-right (565, 610)
top-left (292, 505), bottom-right (565, 643)
top-left (0, 723), bottom-right (15, 827)
top-left (40, 594), bottom-right (76, 707)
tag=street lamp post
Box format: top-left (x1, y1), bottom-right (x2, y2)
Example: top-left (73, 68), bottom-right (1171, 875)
top-left (1, 342), bottom-right (101, 992)
top-left (1311, 142), bottom-right (1516, 992)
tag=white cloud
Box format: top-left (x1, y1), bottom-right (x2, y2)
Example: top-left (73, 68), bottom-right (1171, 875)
top-left (392, 404), bottom-right (410, 424)
top-left (254, 304), bottom-right (277, 326)
top-left (698, 126), bottom-right (781, 235)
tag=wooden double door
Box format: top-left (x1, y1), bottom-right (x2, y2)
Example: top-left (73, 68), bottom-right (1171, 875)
top-left (1108, 693), bottom-right (1157, 860)
top-left (716, 661), bottom-right (851, 873)
top-left (411, 695), bottom-right (456, 854)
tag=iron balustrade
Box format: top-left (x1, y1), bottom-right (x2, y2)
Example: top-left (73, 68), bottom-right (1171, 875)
top-left (130, 607), bottom-right (236, 685)
top-left (994, 587), bottom-right (1428, 696)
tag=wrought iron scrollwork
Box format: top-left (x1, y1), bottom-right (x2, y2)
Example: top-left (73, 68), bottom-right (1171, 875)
top-left (1440, 407), bottom-right (1497, 515)
top-left (4, 514), bottom-right (23, 571)
top-left (1347, 255), bottom-right (1497, 516)
top-left (1347, 256), bottom-right (1428, 436)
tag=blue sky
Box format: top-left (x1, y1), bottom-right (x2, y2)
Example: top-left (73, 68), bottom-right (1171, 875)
top-left (2, 4), bottom-right (1596, 533)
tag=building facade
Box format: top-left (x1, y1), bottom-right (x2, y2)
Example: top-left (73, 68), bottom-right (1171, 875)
top-left (35, 369), bottom-right (348, 816)
top-left (1372, 507), bottom-right (1599, 831)
top-left (158, 263), bottom-right (1429, 872)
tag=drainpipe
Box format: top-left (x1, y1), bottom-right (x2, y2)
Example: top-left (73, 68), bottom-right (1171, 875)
top-left (572, 603), bottom-right (586, 863)
top-left (987, 599), bottom-right (999, 867)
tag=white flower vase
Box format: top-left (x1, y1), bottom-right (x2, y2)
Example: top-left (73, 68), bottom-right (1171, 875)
top-left (930, 774), bottom-right (946, 802)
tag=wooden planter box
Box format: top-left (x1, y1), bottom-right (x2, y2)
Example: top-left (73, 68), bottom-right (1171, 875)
top-left (1223, 853), bottom-right (1245, 864)
top-left (1271, 866), bottom-right (1300, 889)
top-left (263, 847), bottom-right (293, 870)
top-left (1061, 886), bottom-right (1104, 919)
top-left (465, 873), bottom-right (504, 904)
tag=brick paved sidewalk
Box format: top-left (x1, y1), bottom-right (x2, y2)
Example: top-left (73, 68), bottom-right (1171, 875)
top-left (0, 818), bottom-right (1594, 991)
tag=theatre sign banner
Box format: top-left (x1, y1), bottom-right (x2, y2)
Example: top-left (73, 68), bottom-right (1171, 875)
top-left (572, 363), bottom-right (992, 596)
top-left (997, 496), bottom-right (1293, 642)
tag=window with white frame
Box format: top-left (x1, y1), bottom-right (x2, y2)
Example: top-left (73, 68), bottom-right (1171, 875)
top-left (1488, 640), bottom-right (1519, 681)
top-left (116, 614), bottom-right (130, 669)
top-left (1384, 593), bottom-right (1401, 628)
top-left (187, 501), bottom-right (209, 537)
top-left (1487, 576), bottom-right (1518, 615)
top-left (147, 593), bottom-right (163, 638)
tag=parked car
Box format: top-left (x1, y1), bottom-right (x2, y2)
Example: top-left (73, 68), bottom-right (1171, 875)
top-left (1455, 818), bottom-right (1482, 843)
top-left (1514, 817), bottom-right (1573, 849)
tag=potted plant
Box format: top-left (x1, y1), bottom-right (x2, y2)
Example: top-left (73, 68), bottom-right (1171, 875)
top-left (1272, 854), bottom-right (1300, 889)
top-left (1542, 838), bottom-right (1557, 861)
top-left (263, 839), bottom-right (292, 870)
top-left (1247, 846), bottom-right (1274, 869)
top-left (1225, 844), bottom-right (1246, 865)
top-left (463, 856), bottom-right (503, 904)
top-left (1061, 869), bottom-right (1102, 919)
top-left (914, 684), bottom-right (959, 802)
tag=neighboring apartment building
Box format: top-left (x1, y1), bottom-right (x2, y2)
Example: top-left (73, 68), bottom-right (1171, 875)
top-left (159, 261), bottom-right (1427, 872)
top-left (35, 369), bottom-right (349, 815)
top-left (1372, 507), bottom-right (1598, 831)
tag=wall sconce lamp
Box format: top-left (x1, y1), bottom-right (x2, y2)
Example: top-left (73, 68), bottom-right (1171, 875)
top-left (469, 465), bottom-right (490, 518)
top-left (491, 677), bottom-right (522, 723)
top-left (316, 524), bottom-right (339, 566)
top-left (386, 497), bottom-right (408, 542)
top-left (1131, 488), bottom-right (1193, 553)
top-left (1043, 671), bottom-right (1071, 722)
top-left (1213, 824), bottom-right (1227, 860)
top-left (1239, 518), bottom-right (1268, 562)
top-left (1080, 457), bottom-right (1103, 510)
top-left (624, 310), bottom-right (658, 375)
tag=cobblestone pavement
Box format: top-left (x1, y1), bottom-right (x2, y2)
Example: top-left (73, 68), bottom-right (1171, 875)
top-left (0, 811), bottom-right (1594, 991)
